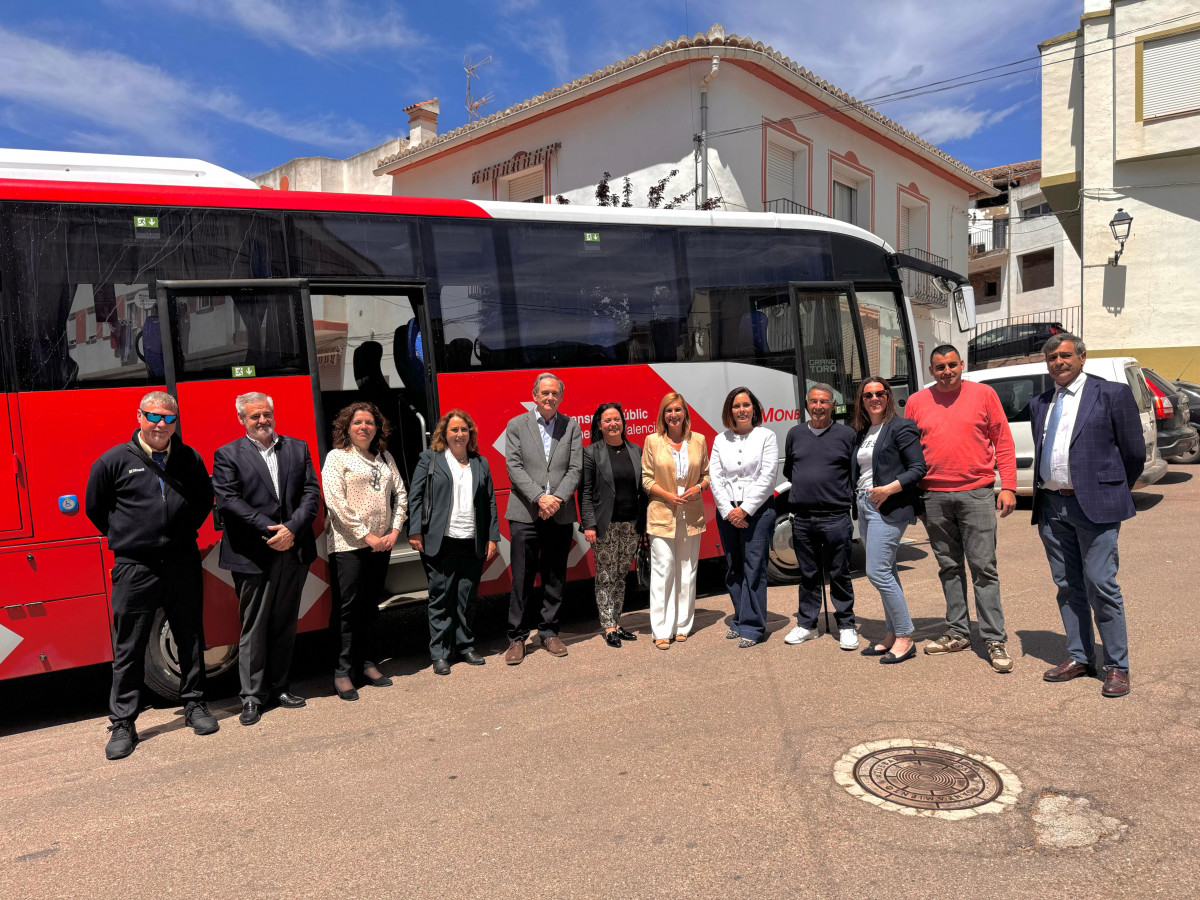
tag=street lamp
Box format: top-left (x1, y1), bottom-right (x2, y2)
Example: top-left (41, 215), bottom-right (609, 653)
top-left (1109, 207), bottom-right (1133, 266)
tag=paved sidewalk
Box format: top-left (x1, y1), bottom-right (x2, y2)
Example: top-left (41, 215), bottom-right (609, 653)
top-left (2, 467), bottom-right (1197, 899)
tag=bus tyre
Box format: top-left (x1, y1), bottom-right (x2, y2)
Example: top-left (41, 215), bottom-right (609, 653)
top-left (766, 515), bottom-right (801, 586)
top-left (142, 609), bottom-right (238, 701)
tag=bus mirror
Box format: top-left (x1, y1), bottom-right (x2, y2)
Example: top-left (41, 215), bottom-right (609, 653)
top-left (954, 285), bottom-right (976, 332)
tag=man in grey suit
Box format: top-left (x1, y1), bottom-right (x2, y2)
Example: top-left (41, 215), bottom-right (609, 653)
top-left (504, 372), bottom-right (583, 665)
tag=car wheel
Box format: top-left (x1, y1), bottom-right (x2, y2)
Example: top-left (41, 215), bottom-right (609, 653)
top-left (142, 608), bottom-right (238, 701)
top-left (1167, 442), bottom-right (1200, 464)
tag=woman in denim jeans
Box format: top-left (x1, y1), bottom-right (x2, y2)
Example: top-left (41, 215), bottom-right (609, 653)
top-left (850, 378), bottom-right (927, 664)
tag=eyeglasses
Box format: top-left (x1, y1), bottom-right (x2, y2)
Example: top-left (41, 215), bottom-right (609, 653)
top-left (861, 391), bottom-right (889, 400)
top-left (140, 410), bottom-right (179, 424)
top-left (371, 465), bottom-right (382, 491)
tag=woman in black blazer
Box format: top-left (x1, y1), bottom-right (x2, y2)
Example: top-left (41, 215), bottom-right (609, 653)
top-left (407, 410), bottom-right (501, 675)
top-left (850, 378), bottom-right (927, 664)
top-left (579, 403), bottom-right (646, 648)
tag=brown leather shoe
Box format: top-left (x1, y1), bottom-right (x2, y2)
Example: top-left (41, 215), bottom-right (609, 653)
top-left (1101, 668), bottom-right (1130, 698)
top-left (1043, 659), bottom-right (1096, 682)
top-left (504, 640), bottom-right (526, 665)
top-left (541, 635), bottom-right (569, 657)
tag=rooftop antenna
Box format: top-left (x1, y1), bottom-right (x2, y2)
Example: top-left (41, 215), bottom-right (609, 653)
top-left (464, 55), bottom-right (494, 121)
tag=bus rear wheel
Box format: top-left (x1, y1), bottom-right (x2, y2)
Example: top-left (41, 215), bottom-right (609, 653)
top-left (142, 609), bottom-right (238, 701)
top-left (766, 515), bottom-right (801, 585)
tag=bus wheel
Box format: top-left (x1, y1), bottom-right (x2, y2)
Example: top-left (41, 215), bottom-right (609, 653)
top-left (766, 515), bottom-right (801, 585)
top-left (142, 609), bottom-right (238, 701)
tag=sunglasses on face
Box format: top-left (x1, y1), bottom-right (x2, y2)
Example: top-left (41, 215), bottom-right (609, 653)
top-left (140, 410), bottom-right (179, 424)
top-left (862, 391), bottom-right (889, 400)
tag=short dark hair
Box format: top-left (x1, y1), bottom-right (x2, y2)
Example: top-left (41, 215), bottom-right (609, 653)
top-left (721, 386), bottom-right (764, 429)
top-left (589, 402), bottom-right (627, 444)
top-left (929, 344), bottom-right (961, 366)
top-left (1042, 332), bottom-right (1086, 356)
top-left (851, 376), bottom-right (897, 432)
top-left (331, 401), bottom-right (390, 454)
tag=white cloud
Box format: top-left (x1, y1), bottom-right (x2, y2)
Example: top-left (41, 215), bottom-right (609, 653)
top-left (900, 100), bottom-right (1028, 144)
top-left (156, 0), bottom-right (420, 55)
top-left (0, 26), bottom-right (377, 156)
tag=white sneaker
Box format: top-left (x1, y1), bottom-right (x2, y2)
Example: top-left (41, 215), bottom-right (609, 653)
top-left (784, 625), bottom-right (818, 645)
top-left (839, 627), bottom-right (860, 650)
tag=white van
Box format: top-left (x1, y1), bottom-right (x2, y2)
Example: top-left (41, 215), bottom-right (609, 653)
top-left (962, 356), bottom-right (1167, 495)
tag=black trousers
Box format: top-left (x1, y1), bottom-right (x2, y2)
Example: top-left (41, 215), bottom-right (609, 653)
top-left (109, 549), bottom-right (206, 723)
top-left (507, 518), bottom-right (573, 642)
top-left (232, 552), bottom-right (307, 702)
top-left (422, 537), bottom-right (482, 661)
top-left (792, 512), bottom-right (856, 630)
top-left (330, 548), bottom-right (390, 678)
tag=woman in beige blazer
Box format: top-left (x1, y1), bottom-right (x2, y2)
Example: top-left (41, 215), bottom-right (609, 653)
top-left (642, 392), bottom-right (710, 649)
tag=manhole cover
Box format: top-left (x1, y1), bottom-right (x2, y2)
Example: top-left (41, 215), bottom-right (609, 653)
top-left (835, 739), bottom-right (1022, 820)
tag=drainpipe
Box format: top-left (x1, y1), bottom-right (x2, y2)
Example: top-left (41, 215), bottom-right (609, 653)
top-left (699, 56), bottom-right (720, 207)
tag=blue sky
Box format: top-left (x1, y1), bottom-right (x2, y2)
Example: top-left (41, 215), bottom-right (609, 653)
top-left (0, 0), bottom-right (1082, 178)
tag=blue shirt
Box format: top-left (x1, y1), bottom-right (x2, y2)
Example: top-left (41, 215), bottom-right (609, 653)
top-left (537, 412), bottom-right (557, 493)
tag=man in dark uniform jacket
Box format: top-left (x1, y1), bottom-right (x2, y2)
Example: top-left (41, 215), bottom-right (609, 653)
top-left (212, 392), bottom-right (321, 725)
top-left (85, 391), bottom-right (218, 760)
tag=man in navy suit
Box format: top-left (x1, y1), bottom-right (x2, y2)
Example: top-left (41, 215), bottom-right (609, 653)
top-left (213, 392), bottom-right (321, 724)
top-left (1031, 334), bottom-right (1143, 698)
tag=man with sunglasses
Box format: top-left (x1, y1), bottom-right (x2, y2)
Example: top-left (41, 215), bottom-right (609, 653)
top-left (85, 391), bottom-right (218, 760)
top-left (212, 392), bottom-right (320, 725)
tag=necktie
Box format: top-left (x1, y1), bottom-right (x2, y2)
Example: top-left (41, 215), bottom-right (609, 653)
top-left (1039, 389), bottom-right (1065, 485)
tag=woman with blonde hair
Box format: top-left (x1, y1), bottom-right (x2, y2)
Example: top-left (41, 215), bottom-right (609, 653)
top-left (407, 410), bottom-right (500, 675)
top-left (641, 392), bottom-right (710, 649)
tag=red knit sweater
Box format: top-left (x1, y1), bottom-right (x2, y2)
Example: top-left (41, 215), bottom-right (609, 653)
top-left (904, 381), bottom-right (1017, 492)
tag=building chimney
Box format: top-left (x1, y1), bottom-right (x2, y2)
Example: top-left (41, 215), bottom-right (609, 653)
top-left (405, 98), bottom-right (439, 146)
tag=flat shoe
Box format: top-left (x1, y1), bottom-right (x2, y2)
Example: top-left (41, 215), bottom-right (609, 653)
top-left (737, 637), bottom-right (757, 649)
top-left (654, 639), bottom-right (671, 650)
top-left (880, 645), bottom-right (916, 665)
top-left (604, 631), bottom-right (623, 648)
top-left (725, 629), bottom-right (739, 639)
top-left (615, 627), bottom-right (638, 641)
top-left (335, 685), bottom-right (359, 701)
top-left (861, 645), bottom-right (891, 657)
top-left (674, 633), bottom-right (688, 643)
top-left (366, 674), bottom-right (393, 687)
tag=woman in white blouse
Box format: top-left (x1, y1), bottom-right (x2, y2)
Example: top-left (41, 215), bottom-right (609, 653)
top-left (407, 410), bottom-right (500, 676)
top-left (709, 387), bottom-right (779, 648)
top-left (322, 402), bottom-right (408, 701)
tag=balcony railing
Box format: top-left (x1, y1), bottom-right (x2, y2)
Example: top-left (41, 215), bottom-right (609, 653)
top-left (968, 226), bottom-right (1009, 257)
top-left (897, 248), bottom-right (950, 308)
top-left (765, 198), bottom-right (828, 218)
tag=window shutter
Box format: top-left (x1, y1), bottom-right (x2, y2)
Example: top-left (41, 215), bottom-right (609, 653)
top-left (508, 169), bottom-right (544, 203)
top-left (899, 205), bottom-right (911, 250)
top-left (1143, 30), bottom-right (1200, 119)
top-left (833, 181), bottom-right (858, 225)
top-left (766, 143), bottom-right (795, 203)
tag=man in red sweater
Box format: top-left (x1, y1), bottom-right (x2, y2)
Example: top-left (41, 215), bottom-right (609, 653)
top-left (905, 345), bottom-right (1017, 673)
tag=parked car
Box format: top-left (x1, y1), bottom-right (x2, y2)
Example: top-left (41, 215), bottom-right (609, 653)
top-left (1168, 378), bottom-right (1200, 463)
top-left (1141, 368), bottom-right (1199, 463)
top-left (967, 321), bottom-right (1063, 369)
top-left (963, 356), bottom-right (1167, 495)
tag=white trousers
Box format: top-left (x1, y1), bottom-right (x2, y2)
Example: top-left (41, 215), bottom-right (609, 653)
top-left (649, 518), bottom-right (700, 640)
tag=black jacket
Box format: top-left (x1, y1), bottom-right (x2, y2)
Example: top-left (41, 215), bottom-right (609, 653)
top-left (85, 432), bottom-right (214, 558)
top-left (850, 418), bottom-right (927, 524)
top-left (578, 440), bottom-right (647, 539)
top-left (212, 434), bottom-right (321, 574)
top-left (406, 448), bottom-right (501, 559)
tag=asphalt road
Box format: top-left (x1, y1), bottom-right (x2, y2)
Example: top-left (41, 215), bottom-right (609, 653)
top-left (2, 466), bottom-right (1198, 899)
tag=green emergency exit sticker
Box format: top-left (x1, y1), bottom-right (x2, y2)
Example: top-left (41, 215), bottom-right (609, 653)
top-left (584, 232), bottom-right (600, 242)
top-left (134, 216), bottom-right (159, 228)
top-left (232, 365), bottom-right (257, 378)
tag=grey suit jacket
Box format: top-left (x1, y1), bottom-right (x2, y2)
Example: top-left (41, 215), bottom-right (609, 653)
top-left (505, 411), bottom-right (583, 524)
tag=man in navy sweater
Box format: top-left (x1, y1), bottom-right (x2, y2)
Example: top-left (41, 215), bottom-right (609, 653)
top-left (85, 391), bottom-right (217, 760)
top-left (782, 384), bottom-right (858, 650)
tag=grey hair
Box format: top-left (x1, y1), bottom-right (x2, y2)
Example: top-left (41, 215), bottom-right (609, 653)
top-left (139, 390), bottom-right (178, 412)
top-left (532, 372), bottom-right (564, 396)
top-left (807, 383), bottom-right (836, 401)
top-left (235, 392), bottom-right (274, 417)
top-left (1042, 332), bottom-right (1086, 356)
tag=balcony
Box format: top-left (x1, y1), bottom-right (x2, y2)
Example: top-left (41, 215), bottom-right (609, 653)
top-left (765, 198), bottom-right (828, 218)
top-left (968, 221), bottom-right (1009, 271)
top-left (898, 248), bottom-right (950, 308)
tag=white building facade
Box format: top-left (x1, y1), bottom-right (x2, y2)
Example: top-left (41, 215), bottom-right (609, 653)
top-left (256, 26), bottom-right (994, 363)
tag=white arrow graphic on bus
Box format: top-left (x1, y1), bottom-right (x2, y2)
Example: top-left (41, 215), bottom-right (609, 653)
top-left (0, 622), bottom-right (23, 666)
top-left (491, 401), bottom-right (537, 458)
top-left (201, 539), bottom-right (327, 619)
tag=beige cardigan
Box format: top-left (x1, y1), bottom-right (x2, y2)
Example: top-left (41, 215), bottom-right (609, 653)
top-left (641, 432), bottom-right (710, 538)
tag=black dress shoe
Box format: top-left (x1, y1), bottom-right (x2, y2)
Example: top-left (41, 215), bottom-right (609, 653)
top-left (604, 630), bottom-right (623, 648)
top-left (335, 683), bottom-right (359, 701)
top-left (615, 627), bottom-right (638, 641)
top-left (239, 700), bottom-right (261, 726)
top-left (273, 691), bottom-right (307, 709)
top-left (460, 650), bottom-right (486, 666)
top-left (364, 673), bottom-right (393, 687)
top-left (861, 645), bottom-right (891, 657)
top-left (880, 644), bottom-right (916, 665)
top-left (432, 659), bottom-right (452, 676)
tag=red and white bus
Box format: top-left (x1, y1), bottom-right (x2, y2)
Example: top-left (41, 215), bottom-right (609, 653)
top-left (0, 151), bottom-right (973, 695)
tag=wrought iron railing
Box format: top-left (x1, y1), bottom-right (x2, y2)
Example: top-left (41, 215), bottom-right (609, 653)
top-left (967, 306), bottom-right (1083, 366)
top-left (968, 225), bottom-right (1009, 257)
top-left (897, 248), bottom-right (950, 308)
top-left (765, 198), bottom-right (828, 217)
